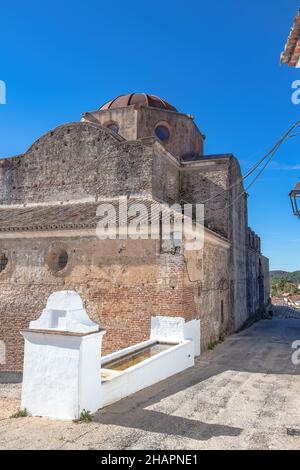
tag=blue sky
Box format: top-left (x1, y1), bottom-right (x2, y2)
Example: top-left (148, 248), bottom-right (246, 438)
top-left (0, 0), bottom-right (299, 271)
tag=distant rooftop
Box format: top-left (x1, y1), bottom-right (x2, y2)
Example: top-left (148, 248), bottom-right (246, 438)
top-left (280, 8), bottom-right (300, 66)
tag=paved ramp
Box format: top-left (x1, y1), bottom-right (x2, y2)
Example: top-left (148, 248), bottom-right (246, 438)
top-left (1, 315), bottom-right (300, 449)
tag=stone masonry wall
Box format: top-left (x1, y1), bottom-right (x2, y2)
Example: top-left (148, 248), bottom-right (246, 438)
top-left (246, 248), bottom-right (261, 317)
top-left (261, 255), bottom-right (270, 307)
top-left (0, 122), bottom-right (154, 205)
top-left (137, 107), bottom-right (204, 160)
top-left (83, 106), bottom-right (204, 160)
top-left (181, 155), bottom-right (262, 332)
top-left (228, 158), bottom-right (248, 330)
top-left (180, 158), bottom-right (230, 238)
top-left (0, 229), bottom-right (230, 371)
top-left (83, 106), bottom-right (138, 141)
top-left (183, 233), bottom-right (230, 350)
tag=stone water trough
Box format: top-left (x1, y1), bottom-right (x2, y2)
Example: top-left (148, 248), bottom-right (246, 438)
top-left (21, 291), bottom-right (200, 420)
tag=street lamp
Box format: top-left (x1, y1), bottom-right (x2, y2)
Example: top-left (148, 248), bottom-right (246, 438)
top-left (289, 182), bottom-right (300, 219)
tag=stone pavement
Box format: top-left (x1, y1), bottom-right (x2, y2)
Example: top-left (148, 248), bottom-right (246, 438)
top-left (1, 314), bottom-right (300, 449)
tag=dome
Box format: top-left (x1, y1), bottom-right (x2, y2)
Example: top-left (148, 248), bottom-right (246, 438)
top-left (99, 93), bottom-right (177, 112)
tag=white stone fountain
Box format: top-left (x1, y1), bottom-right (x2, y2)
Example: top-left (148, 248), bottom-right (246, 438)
top-left (21, 291), bottom-right (200, 419)
top-left (21, 291), bottom-right (105, 420)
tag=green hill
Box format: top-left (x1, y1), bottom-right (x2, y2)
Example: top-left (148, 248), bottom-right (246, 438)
top-left (270, 271), bottom-right (300, 285)
top-left (270, 271), bottom-right (300, 296)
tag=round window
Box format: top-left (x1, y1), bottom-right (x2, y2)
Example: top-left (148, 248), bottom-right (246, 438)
top-left (57, 250), bottom-right (68, 271)
top-left (0, 253), bottom-right (8, 273)
top-left (155, 125), bottom-right (170, 141)
top-left (106, 122), bottom-right (119, 134)
top-left (48, 248), bottom-right (69, 273)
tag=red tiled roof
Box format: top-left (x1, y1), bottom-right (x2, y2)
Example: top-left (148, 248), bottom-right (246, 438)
top-left (99, 93), bottom-right (177, 112)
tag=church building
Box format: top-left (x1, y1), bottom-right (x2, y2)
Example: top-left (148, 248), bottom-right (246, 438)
top-left (0, 93), bottom-right (269, 371)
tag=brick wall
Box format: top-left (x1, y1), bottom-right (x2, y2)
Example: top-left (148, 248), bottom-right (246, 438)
top-left (0, 230), bottom-right (231, 371)
top-left (0, 236), bottom-right (196, 371)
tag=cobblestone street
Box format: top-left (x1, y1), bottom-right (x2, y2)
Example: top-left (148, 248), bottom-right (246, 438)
top-left (1, 311), bottom-right (300, 450)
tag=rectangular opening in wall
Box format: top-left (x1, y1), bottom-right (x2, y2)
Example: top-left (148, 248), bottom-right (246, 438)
top-left (221, 300), bottom-right (224, 324)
